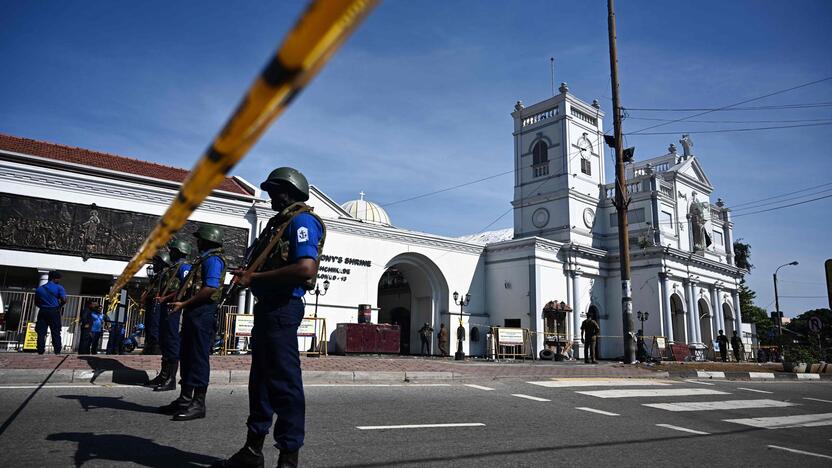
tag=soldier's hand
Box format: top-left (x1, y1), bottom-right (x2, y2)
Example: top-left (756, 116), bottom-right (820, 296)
top-left (232, 268), bottom-right (253, 288)
top-left (170, 302), bottom-right (185, 313)
top-left (581, 339), bottom-right (585, 344)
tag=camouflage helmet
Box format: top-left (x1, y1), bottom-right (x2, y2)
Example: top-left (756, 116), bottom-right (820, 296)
top-left (153, 250), bottom-right (171, 266)
top-left (260, 167), bottom-right (309, 201)
top-left (193, 224), bottom-right (224, 245)
top-left (168, 238), bottom-right (192, 256)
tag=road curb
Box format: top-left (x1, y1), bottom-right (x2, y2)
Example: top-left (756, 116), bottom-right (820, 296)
top-left (667, 370), bottom-right (832, 381)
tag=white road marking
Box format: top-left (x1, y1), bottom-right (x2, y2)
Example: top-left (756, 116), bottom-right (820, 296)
top-left (644, 399), bottom-right (796, 412)
top-left (684, 379), bottom-right (716, 386)
top-left (511, 394), bottom-right (551, 402)
top-left (768, 445), bottom-right (832, 460)
top-left (737, 387), bottom-right (773, 394)
top-left (577, 388), bottom-right (729, 399)
top-left (576, 407), bottom-right (619, 416)
top-left (804, 397), bottom-right (832, 404)
top-left (749, 372), bottom-right (775, 379)
top-left (696, 371), bottom-right (726, 379)
top-left (356, 423), bottom-right (485, 430)
top-left (306, 384), bottom-right (451, 387)
top-left (464, 384), bottom-right (495, 391)
top-left (655, 424), bottom-right (710, 435)
top-left (796, 374), bottom-right (820, 380)
top-left (724, 413), bottom-right (832, 429)
top-left (528, 379), bottom-right (672, 388)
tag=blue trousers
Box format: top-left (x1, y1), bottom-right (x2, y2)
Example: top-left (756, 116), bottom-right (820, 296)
top-left (247, 297), bottom-right (305, 452)
top-left (146, 302), bottom-right (161, 346)
top-left (159, 304), bottom-right (182, 362)
top-left (35, 307), bottom-right (62, 354)
top-left (180, 303), bottom-right (216, 388)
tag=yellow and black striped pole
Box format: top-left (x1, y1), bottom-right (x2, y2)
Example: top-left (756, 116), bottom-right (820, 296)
top-left (106, 0), bottom-right (379, 307)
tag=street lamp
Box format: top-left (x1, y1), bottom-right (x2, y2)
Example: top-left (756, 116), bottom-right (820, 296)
top-left (636, 311), bottom-right (649, 335)
top-left (308, 279), bottom-right (330, 353)
top-left (773, 261), bottom-right (798, 337)
top-left (452, 291), bottom-right (470, 361)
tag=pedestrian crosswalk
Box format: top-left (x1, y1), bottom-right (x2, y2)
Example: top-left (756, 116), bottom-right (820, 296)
top-left (523, 378), bottom-right (832, 436)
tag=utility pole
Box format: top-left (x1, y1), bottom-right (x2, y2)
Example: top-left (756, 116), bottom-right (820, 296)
top-left (606, 0), bottom-right (636, 363)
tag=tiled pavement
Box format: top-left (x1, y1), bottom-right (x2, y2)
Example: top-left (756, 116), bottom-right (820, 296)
top-left (0, 353), bottom-right (657, 379)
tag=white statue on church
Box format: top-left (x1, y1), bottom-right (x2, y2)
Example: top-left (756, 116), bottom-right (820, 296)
top-left (680, 134), bottom-right (694, 157)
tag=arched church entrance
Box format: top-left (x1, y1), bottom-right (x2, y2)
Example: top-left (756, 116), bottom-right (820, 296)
top-left (698, 298), bottom-right (713, 351)
top-left (722, 303), bottom-right (735, 339)
top-left (377, 253), bottom-right (449, 355)
top-left (670, 294), bottom-right (686, 343)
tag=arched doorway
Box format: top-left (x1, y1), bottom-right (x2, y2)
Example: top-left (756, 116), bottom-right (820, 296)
top-left (377, 253), bottom-right (449, 355)
top-left (722, 303), bottom-right (735, 338)
top-left (698, 299), bottom-right (712, 350)
top-left (670, 294), bottom-right (686, 343)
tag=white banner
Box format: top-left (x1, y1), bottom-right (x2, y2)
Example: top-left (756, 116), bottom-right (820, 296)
top-left (234, 315), bottom-right (254, 337)
top-left (298, 318), bottom-right (317, 337)
top-left (498, 327), bottom-right (524, 345)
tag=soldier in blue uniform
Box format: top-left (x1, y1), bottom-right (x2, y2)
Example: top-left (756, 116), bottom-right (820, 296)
top-left (213, 167), bottom-right (325, 468)
top-left (147, 239), bottom-right (192, 392)
top-left (35, 271), bottom-right (67, 355)
top-left (142, 251), bottom-right (171, 355)
top-left (162, 226), bottom-right (225, 421)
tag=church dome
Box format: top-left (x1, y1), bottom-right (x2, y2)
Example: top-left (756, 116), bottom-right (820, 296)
top-left (341, 192), bottom-right (392, 226)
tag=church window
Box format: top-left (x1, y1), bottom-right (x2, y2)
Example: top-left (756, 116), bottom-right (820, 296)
top-left (713, 229), bottom-right (724, 246)
top-left (580, 157), bottom-right (591, 176)
top-left (532, 141), bottom-right (549, 177)
top-left (660, 210), bottom-right (673, 231)
top-left (610, 208), bottom-right (645, 227)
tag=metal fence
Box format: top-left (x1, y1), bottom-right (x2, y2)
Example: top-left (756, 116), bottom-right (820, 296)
top-left (1, 289), bottom-right (238, 352)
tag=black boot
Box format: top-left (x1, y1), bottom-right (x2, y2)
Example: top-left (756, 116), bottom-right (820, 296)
top-left (211, 432), bottom-right (266, 468)
top-left (145, 359), bottom-right (168, 387)
top-left (276, 450), bottom-right (299, 468)
top-left (173, 386), bottom-right (206, 421)
top-left (154, 361), bottom-right (178, 392)
top-left (159, 385), bottom-right (192, 414)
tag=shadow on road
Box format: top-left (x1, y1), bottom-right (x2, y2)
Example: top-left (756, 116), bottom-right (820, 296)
top-left (57, 395), bottom-right (160, 414)
top-left (47, 432), bottom-right (219, 467)
top-left (77, 356), bottom-right (150, 385)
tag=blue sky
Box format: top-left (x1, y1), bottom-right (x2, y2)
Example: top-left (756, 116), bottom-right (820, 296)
top-left (2, 0), bottom-right (831, 315)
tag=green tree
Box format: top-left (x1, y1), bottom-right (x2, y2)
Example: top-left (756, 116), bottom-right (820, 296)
top-left (733, 240), bottom-right (774, 343)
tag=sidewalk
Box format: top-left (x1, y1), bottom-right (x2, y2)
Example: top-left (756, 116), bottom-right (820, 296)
top-left (0, 353), bottom-right (657, 385)
top-left (1, 353), bottom-right (829, 385)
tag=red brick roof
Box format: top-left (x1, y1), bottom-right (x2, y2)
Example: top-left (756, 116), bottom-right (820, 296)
top-left (0, 133), bottom-right (253, 195)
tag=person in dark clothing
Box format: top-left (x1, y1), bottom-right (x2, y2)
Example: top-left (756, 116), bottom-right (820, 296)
top-left (716, 330), bottom-right (729, 362)
top-left (730, 331), bottom-right (744, 362)
top-left (418, 323), bottom-right (433, 355)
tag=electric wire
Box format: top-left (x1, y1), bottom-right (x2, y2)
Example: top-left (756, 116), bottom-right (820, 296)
top-left (624, 117), bottom-right (832, 124)
top-left (628, 121), bottom-right (832, 136)
top-left (730, 181), bottom-right (832, 208)
top-left (625, 76), bottom-right (832, 136)
top-left (624, 102), bottom-right (832, 112)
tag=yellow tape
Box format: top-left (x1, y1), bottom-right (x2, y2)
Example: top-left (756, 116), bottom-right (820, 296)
top-left (106, 0), bottom-right (379, 302)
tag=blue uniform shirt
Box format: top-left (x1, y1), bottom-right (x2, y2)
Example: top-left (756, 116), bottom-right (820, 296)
top-left (199, 250), bottom-right (225, 289)
top-left (251, 212), bottom-right (323, 301)
top-left (35, 281), bottom-right (66, 309)
top-left (90, 311), bottom-right (104, 333)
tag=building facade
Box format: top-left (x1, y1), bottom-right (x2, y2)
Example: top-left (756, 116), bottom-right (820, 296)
top-left (0, 85), bottom-right (746, 358)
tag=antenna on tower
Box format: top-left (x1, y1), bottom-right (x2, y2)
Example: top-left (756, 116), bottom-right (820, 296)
top-left (550, 57), bottom-right (555, 96)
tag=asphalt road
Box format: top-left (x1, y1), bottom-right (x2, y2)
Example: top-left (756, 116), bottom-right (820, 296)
top-left (0, 377), bottom-right (830, 467)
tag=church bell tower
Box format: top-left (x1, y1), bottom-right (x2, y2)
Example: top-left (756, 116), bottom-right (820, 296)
top-left (510, 83), bottom-right (606, 246)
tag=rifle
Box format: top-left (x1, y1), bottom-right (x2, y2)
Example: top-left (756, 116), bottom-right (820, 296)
top-left (217, 203), bottom-right (310, 310)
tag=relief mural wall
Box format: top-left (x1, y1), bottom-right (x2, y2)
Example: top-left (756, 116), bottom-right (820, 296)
top-left (0, 193), bottom-right (249, 265)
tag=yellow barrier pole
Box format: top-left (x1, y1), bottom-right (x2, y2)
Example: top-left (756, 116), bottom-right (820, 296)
top-left (106, 0), bottom-right (380, 302)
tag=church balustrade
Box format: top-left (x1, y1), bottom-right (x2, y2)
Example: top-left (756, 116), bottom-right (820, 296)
top-left (533, 162), bottom-right (549, 177)
top-left (604, 181), bottom-right (644, 199)
top-left (522, 107), bottom-right (558, 127)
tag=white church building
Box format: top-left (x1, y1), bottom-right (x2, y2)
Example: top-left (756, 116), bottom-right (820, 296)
top-left (0, 84), bottom-right (746, 359)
